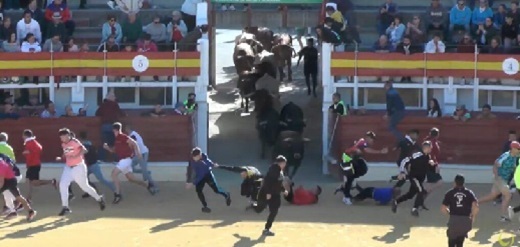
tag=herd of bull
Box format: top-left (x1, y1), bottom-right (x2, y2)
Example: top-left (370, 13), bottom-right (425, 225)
top-left (232, 27), bottom-right (309, 178)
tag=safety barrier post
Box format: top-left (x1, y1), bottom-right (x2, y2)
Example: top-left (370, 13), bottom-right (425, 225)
top-left (472, 44), bottom-right (479, 111)
top-left (321, 43), bottom-right (333, 174)
top-left (195, 38), bottom-right (209, 151)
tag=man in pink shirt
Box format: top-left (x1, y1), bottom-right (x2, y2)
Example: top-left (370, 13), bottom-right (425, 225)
top-left (0, 159), bottom-right (36, 221)
top-left (56, 128), bottom-right (106, 216)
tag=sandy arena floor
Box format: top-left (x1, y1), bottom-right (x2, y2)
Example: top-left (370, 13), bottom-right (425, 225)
top-left (0, 182), bottom-right (519, 247)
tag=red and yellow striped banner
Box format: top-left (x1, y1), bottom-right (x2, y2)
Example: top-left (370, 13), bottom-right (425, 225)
top-left (331, 52), bottom-right (520, 79)
top-left (0, 52), bottom-right (200, 77)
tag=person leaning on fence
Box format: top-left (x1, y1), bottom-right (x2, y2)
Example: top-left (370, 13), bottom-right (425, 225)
top-left (329, 92), bottom-right (348, 116)
top-left (184, 93), bottom-right (197, 115)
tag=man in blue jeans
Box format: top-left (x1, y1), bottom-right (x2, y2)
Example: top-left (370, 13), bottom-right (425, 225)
top-left (384, 81), bottom-right (405, 141)
top-left (71, 131), bottom-right (116, 200)
top-left (125, 125), bottom-right (157, 193)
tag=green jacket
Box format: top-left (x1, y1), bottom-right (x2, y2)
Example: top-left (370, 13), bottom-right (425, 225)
top-left (122, 19), bottom-right (143, 43)
top-left (0, 142), bottom-right (15, 162)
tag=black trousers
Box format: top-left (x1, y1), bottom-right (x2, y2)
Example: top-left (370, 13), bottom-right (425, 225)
top-left (254, 192), bottom-right (281, 230)
top-left (181, 12), bottom-right (196, 33)
top-left (396, 177), bottom-right (425, 208)
top-left (448, 236), bottom-right (465, 247)
top-left (195, 173), bottom-right (227, 207)
top-left (304, 70), bottom-right (317, 94)
top-left (353, 186), bottom-right (374, 201)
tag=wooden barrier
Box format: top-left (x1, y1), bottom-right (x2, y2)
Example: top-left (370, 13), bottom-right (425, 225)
top-left (0, 52), bottom-right (200, 77)
top-left (1, 116), bottom-right (193, 163)
top-left (329, 116), bottom-right (512, 178)
top-left (331, 52), bottom-right (519, 79)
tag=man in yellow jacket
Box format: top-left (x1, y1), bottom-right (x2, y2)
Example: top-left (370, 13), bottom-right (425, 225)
top-left (0, 132), bottom-right (15, 161)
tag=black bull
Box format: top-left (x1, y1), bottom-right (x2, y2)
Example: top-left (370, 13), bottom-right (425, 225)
top-left (273, 131), bottom-right (309, 178)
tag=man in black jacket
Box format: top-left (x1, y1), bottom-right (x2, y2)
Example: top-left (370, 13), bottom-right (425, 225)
top-left (253, 155), bottom-right (288, 237)
top-left (391, 141), bottom-right (433, 217)
top-left (392, 129), bottom-right (420, 188)
top-left (216, 165), bottom-right (262, 207)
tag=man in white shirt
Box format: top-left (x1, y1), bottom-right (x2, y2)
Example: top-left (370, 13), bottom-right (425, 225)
top-left (16, 10), bottom-right (42, 44)
top-left (124, 125), bottom-right (157, 192)
top-left (424, 34), bottom-right (446, 53)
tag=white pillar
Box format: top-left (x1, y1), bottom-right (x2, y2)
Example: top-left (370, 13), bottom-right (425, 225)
top-left (49, 76), bottom-right (56, 102)
top-left (195, 38), bottom-right (209, 152)
top-left (70, 76), bottom-right (85, 111)
top-left (321, 43), bottom-right (333, 175)
top-left (444, 76), bottom-right (457, 115)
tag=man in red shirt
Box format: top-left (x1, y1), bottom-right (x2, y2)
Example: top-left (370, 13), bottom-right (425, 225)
top-left (103, 122), bottom-right (155, 204)
top-left (0, 159), bottom-right (36, 221)
top-left (44, 0), bottom-right (75, 37)
top-left (22, 129), bottom-right (57, 201)
top-left (283, 178), bottom-right (321, 205)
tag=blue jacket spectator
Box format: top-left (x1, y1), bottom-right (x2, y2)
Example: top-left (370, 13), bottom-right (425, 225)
top-left (450, 4), bottom-right (472, 26)
top-left (471, 5), bottom-right (493, 26)
top-left (101, 16), bottom-right (123, 44)
top-left (385, 17), bottom-right (405, 47)
top-left (494, 4), bottom-right (507, 28)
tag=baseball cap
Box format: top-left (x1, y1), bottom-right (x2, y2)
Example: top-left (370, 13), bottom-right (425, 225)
top-left (510, 141), bottom-right (520, 150)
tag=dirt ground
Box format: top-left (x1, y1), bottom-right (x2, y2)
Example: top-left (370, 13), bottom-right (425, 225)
top-left (0, 181), bottom-right (519, 247)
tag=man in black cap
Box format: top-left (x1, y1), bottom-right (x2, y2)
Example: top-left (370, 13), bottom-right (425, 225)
top-left (253, 155), bottom-right (288, 237)
top-left (441, 174), bottom-right (478, 247)
top-left (297, 37), bottom-right (319, 97)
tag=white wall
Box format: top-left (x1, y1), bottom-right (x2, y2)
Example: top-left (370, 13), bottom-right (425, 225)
top-left (457, 89), bottom-right (475, 111)
top-left (84, 88), bottom-right (100, 116)
top-left (53, 88), bottom-right (71, 116)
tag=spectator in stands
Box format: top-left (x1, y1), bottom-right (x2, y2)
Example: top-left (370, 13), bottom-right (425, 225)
top-left (149, 104), bottom-right (166, 117)
top-left (472, 0), bottom-right (494, 29)
top-left (21, 33), bottom-right (41, 52)
top-left (27, 0), bottom-right (45, 39)
top-left (427, 98), bottom-right (442, 118)
top-left (98, 34), bottom-right (120, 52)
top-left (22, 95), bottom-right (43, 117)
top-left (486, 37), bottom-right (504, 53)
top-left (317, 18), bottom-right (343, 49)
top-left (453, 105), bottom-right (471, 121)
top-left (2, 32), bottom-right (20, 52)
top-left (44, 0), bottom-right (74, 37)
top-left (177, 24), bottom-right (208, 51)
top-left (476, 17), bottom-right (498, 45)
top-left (406, 15), bottom-right (426, 44)
top-left (64, 37), bottom-right (79, 52)
top-left (494, 4), bottom-right (507, 28)
top-left (181, 0), bottom-right (203, 33)
top-left (476, 104), bottom-right (496, 119)
top-left (395, 36), bottom-right (420, 82)
top-left (95, 91), bottom-right (125, 161)
top-left (425, 34), bottom-right (446, 53)
top-left (385, 16), bottom-right (405, 48)
top-left (143, 15), bottom-right (167, 49)
top-left (0, 104), bottom-right (19, 120)
top-left (173, 102), bottom-right (185, 115)
top-left (425, 0), bottom-right (447, 39)
top-left (376, 0), bottom-right (399, 36)
top-left (372, 34), bottom-right (392, 53)
top-left (509, 1), bottom-right (520, 27)
top-left (17, 10), bottom-right (42, 44)
top-left (102, 15), bottom-right (122, 44)
top-left (40, 100), bottom-right (57, 118)
top-left (61, 104), bottom-right (75, 117)
top-left (450, 0), bottom-right (472, 33)
top-left (42, 33), bottom-right (62, 52)
top-left (0, 17), bottom-right (15, 43)
top-left (501, 14), bottom-right (517, 51)
top-left (457, 33), bottom-right (476, 53)
top-left (167, 10), bottom-right (188, 50)
top-left (46, 12), bottom-right (66, 43)
top-left (122, 13), bottom-right (142, 45)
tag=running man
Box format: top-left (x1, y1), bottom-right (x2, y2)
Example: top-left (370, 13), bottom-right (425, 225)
top-left (56, 128), bottom-right (106, 216)
top-left (441, 174), bottom-right (479, 247)
top-left (186, 147), bottom-right (231, 213)
top-left (391, 129), bottom-right (420, 188)
top-left (253, 155), bottom-right (288, 237)
top-left (124, 125), bottom-right (157, 193)
top-left (336, 131), bottom-right (388, 205)
top-left (509, 154), bottom-right (520, 230)
top-left (392, 141), bottom-right (434, 217)
top-left (78, 131), bottom-right (116, 198)
top-left (283, 177), bottom-right (321, 205)
top-left (424, 128), bottom-right (443, 194)
top-left (103, 122), bottom-right (155, 204)
top-left (0, 153), bottom-right (22, 219)
top-left (0, 157), bottom-right (36, 221)
top-left (350, 183), bottom-right (400, 205)
top-left (0, 132), bottom-right (18, 213)
top-left (22, 129), bottom-right (57, 201)
top-left (478, 141), bottom-right (519, 222)
top-left (216, 165), bottom-right (262, 207)
top-left (496, 130), bottom-right (518, 204)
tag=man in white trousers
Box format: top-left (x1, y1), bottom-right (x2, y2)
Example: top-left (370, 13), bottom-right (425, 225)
top-left (56, 128), bottom-right (106, 216)
top-left (124, 124), bottom-right (158, 193)
top-left (0, 153), bottom-right (23, 219)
